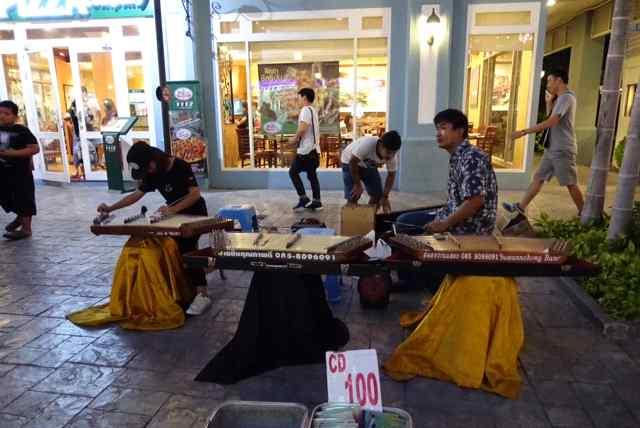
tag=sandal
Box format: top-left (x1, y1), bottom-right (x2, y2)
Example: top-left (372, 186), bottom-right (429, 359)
top-left (4, 230), bottom-right (32, 240)
top-left (4, 219), bottom-right (21, 232)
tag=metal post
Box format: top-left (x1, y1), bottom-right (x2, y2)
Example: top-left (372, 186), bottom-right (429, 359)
top-left (154, 0), bottom-right (172, 153)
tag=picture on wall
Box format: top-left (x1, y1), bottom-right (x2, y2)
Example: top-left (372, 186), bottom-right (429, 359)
top-left (469, 66), bottom-right (480, 108)
top-left (257, 61), bottom-right (340, 135)
top-left (492, 62), bottom-right (512, 111)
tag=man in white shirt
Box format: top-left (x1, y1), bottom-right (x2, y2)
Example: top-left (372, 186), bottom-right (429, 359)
top-left (341, 130), bottom-right (401, 213)
top-left (289, 88), bottom-right (322, 211)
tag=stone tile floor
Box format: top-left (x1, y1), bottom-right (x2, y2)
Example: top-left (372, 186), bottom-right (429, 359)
top-left (0, 181), bottom-right (639, 428)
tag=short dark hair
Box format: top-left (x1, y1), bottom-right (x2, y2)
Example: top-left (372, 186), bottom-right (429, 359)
top-left (434, 109), bottom-right (469, 139)
top-left (380, 130), bottom-right (401, 151)
top-left (298, 88), bottom-right (315, 103)
top-left (548, 69), bottom-right (568, 84)
top-left (0, 100), bottom-right (19, 116)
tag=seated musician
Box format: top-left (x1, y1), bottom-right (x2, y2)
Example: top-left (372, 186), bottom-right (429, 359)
top-left (341, 130), bottom-right (401, 214)
top-left (96, 142), bottom-right (211, 316)
top-left (396, 109), bottom-right (497, 235)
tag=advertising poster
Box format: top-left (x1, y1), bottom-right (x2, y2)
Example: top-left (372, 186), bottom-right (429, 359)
top-left (167, 81), bottom-right (207, 175)
top-left (257, 62), bottom-right (339, 135)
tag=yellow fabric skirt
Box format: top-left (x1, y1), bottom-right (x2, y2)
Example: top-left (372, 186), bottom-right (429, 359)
top-left (67, 237), bottom-right (195, 331)
top-left (383, 275), bottom-right (524, 399)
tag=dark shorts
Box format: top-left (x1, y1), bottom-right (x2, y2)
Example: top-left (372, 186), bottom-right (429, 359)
top-left (341, 163), bottom-right (383, 201)
top-left (1, 167), bottom-right (36, 216)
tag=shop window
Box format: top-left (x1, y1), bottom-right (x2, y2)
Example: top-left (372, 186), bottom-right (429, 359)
top-left (220, 21), bottom-right (240, 34)
top-left (464, 33), bottom-right (534, 170)
top-left (217, 37), bottom-right (389, 169)
top-left (362, 16), bottom-right (383, 30)
top-left (28, 52), bottom-right (58, 133)
top-left (26, 27), bottom-right (110, 39)
top-left (125, 52), bottom-right (148, 131)
top-left (77, 52), bottom-right (118, 132)
top-left (0, 30), bottom-right (14, 40)
top-left (252, 18), bottom-right (349, 34)
top-left (2, 54), bottom-right (28, 125)
top-left (354, 38), bottom-right (388, 139)
top-left (625, 84), bottom-right (636, 116)
top-left (123, 25), bottom-right (141, 37)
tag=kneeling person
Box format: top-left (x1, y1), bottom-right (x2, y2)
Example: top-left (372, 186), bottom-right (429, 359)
top-left (341, 130), bottom-right (401, 213)
top-left (96, 142), bottom-right (211, 315)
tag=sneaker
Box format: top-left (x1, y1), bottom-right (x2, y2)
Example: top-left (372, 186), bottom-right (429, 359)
top-left (186, 294), bottom-right (212, 315)
top-left (4, 218), bottom-right (20, 232)
top-left (306, 200), bottom-right (323, 211)
top-left (502, 202), bottom-right (525, 215)
top-left (3, 230), bottom-right (31, 240)
top-left (293, 197), bottom-right (310, 212)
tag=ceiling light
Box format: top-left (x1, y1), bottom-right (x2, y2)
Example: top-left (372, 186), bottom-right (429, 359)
top-left (547, 0), bottom-right (556, 7)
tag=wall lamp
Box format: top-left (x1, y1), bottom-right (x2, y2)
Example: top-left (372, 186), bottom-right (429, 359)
top-left (425, 8), bottom-right (441, 46)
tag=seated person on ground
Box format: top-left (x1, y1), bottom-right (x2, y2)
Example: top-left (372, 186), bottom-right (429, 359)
top-left (396, 109), bottom-right (497, 235)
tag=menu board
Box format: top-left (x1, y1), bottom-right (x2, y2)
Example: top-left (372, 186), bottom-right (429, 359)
top-left (167, 81), bottom-right (207, 175)
top-left (257, 62), bottom-right (339, 135)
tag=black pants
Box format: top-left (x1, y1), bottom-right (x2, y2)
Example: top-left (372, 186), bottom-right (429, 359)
top-left (289, 150), bottom-right (320, 201)
top-left (0, 167), bottom-right (36, 216)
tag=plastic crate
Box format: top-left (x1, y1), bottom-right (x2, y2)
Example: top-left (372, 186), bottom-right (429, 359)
top-left (207, 401), bottom-right (308, 428)
top-left (309, 403), bottom-right (413, 428)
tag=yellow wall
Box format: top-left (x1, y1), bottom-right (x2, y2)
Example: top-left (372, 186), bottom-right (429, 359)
top-left (54, 56), bottom-right (73, 113)
top-left (91, 53), bottom-right (116, 111)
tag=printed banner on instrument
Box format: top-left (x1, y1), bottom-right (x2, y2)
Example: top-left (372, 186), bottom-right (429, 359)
top-left (326, 349), bottom-right (383, 411)
top-left (257, 62), bottom-right (339, 135)
top-left (167, 81), bottom-right (207, 175)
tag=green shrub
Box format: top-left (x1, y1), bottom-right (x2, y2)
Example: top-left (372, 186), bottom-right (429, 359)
top-left (614, 138), bottom-right (626, 170)
top-left (533, 204), bottom-right (640, 321)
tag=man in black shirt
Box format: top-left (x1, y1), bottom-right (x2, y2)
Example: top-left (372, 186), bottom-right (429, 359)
top-left (96, 142), bottom-right (211, 315)
top-left (0, 100), bottom-right (39, 240)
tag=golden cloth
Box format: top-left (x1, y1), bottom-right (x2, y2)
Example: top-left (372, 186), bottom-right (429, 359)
top-left (67, 237), bottom-right (195, 330)
top-left (383, 275), bottom-right (524, 399)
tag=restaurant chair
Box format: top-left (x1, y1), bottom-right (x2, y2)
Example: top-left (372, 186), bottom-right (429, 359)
top-left (475, 125), bottom-right (497, 159)
top-left (325, 136), bottom-right (342, 168)
top-left (235, 127), bottom-right (251, 168)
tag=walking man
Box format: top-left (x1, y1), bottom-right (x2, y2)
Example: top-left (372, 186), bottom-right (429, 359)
top-left (503, 69), bottom-right (584, 216)
top-left (289, 88), bottom-right (322, 212)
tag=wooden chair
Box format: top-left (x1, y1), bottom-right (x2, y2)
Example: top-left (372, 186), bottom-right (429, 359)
top-left (278, 135), bottom-right (297, 168)
top-left (235, 127), bottom-right (251, 168)
top-left (254, 136), bottom-right (277, 168)
top-left (475, 125), bottom-right (497, 159)
top-left (325, 136), bottom-right (342, 168)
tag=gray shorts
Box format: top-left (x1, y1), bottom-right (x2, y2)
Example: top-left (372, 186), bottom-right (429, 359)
top-left (534, 151), bottom-right (578, 186)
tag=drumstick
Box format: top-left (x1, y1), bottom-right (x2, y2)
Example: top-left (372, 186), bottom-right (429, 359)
top-left (286, 233), bottom-right (302, 249)
top-left (383, 220), bottom-right (424, 231)
top-left (493, 232), bottom-right (504, 250)
top-left (447, 233), bottom-right (462, 249)
top-left (252, 232), bottom-right (264, 246)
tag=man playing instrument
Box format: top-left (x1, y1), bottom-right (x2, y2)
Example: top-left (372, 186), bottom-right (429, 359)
top-left (96, 142), bottom-right (211, 315)
top-left (396, 109), bottom-right (498, 235)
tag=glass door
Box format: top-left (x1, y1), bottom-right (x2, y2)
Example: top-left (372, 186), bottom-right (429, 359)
top-left (0, 53), bottom-right (29, 126)
top-left (24, 50), bottom-right (69, 182)
top-left (70, 48), bottom-right (118, 180)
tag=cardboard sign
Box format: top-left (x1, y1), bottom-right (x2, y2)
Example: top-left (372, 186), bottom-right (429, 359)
top-left (326, 349), bottom-right (382, 411)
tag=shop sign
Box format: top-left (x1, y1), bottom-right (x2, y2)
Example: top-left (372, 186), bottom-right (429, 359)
top-left (167, 81), bottom-right (207, 175)
top-left (0, 0), bottom-right (153, 22)
top-left (325, 349), bottom-right (383, 411)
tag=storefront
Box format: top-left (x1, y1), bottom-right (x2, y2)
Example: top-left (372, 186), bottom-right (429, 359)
top-left (203, 0), bottom-right (546, 191)
top-left (0, 1), bottom-right (160, 183)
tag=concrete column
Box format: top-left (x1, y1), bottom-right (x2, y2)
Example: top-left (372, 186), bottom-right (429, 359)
top-left (191, 0), bottom-right (219, 188)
